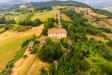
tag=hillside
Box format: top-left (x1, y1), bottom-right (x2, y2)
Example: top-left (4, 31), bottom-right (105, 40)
top-left (0, 25), bottom-right (43, 71)
top-left (39, 7), bottom-right (112, 75)
top-left (0, 1), bottom-right (90, 12)
top-left (0, 1), bottom-right (112, 75)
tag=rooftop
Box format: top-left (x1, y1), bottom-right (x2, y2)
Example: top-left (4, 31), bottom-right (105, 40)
top-left (48, 28), bottom-right (67, 34)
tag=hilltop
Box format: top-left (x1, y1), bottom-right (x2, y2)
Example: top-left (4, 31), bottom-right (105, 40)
top-left (0, 1), bottom-right (90, 12)
top-left (0, 1), bottom-right (112, 75)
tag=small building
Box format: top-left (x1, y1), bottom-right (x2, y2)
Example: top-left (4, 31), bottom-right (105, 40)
top-left (48, 28), bottom-right (67, 39)
top-left (40, 36), bottom-right (48, 47)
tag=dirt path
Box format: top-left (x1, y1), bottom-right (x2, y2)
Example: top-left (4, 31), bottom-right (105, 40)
top-left (10, 24), bottom-right (44, 75)
top-left (26, 58), bottom-right (48, 75)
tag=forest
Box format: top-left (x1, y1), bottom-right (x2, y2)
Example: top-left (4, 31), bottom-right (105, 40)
top-left (38, 10), bottom-right (112, 75)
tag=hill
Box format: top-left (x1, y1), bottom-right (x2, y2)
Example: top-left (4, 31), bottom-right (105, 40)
top-left (0, 1), bottom-right (90, 12)
top-left (0, 1), bottom-right (112, 75)
top-left (0, 25), bottom-right (43, 71)
top-left (103, 7), bottom-right (112, 12)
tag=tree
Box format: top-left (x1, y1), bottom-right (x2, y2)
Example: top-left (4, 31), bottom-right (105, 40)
top-left (33, 19), bottom-right (41, 26)
top-left (0, 16), bottom-right (5, 24)
top-left (18, 18), bottom-right (41, 26)
top-left (42, 18), bottom-right (54, 35)
top-left (38, 38), bottom-right (63, 63)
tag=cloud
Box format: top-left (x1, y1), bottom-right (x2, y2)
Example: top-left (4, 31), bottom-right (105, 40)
top-left (74, 0), bottom-right (112, 4)
top-left (0, 0), bottom-right (10, 3)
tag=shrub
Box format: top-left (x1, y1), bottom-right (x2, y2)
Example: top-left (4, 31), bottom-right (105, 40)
top-left (18, 18), bottom-right (41, 26)
top-left (42, 18), bottom-right (54, 35)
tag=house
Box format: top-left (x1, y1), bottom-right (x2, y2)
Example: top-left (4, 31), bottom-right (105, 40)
top-left (48, 28), bottom-right (67, 39)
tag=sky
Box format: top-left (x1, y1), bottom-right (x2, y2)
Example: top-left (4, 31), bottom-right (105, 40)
top-left (0, 0), bottom-right (112, 5)
top-left (75, 0), bottom-right (112, 5)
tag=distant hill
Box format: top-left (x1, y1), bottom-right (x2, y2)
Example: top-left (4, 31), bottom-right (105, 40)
top-left (0, 1), bottom-right (91, 12)
top-left (30, 1), bottom-right (91, 8)
top-left (103, 7), bottom-right (112, 12)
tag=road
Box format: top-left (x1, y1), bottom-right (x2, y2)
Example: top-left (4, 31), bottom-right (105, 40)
top-left (57, 9), bottom-right (72, 60)
top-left (57, 10), bottom-right (62, 28)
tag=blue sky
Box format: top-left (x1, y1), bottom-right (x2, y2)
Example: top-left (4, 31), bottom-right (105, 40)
top-left (0, 0), bottom-right (112, 5)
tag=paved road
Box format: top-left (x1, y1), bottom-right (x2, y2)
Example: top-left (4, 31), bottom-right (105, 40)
top-left (57, 10), bottom-right (62, 29)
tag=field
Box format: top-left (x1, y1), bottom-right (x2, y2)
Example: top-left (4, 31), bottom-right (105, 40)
top-left (0, 25), bottom-right (43, 71)
top-left (0, 9), bottom-right (57, 73)
top-left (26, 58), bottom-right (48, 75)
top-left (32, 10), bottom-right (58, 22)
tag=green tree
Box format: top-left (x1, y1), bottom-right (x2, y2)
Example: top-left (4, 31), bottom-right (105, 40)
top-left (38, 38), bottom-right (63, 63)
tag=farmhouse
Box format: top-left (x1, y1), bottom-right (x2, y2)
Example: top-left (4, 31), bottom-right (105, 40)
top-left (39, 28), bottom-right (67, 47)
top-left (48, 28), bottom-right (67, 39)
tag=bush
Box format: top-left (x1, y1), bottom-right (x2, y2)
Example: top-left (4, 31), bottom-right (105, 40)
top-left (0, 16), bottom-right (5, 24)
top-left (6, 19), bottom-right (16, 24)
top-left (15, 26), bottom-right (32, 32)
top-left (60, 38), bottom-right (67, 48)
top-left (18, 18), bottom-right (41, 26)
top-left (33, 19), bottom-right (41, 26)
top-left (79, 60), bottom-right (90, 71)
top-left (107, 40), bottom-right (112, 47)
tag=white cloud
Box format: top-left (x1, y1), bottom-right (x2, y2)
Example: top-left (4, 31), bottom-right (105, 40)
top-left (0, 0), bottom-right (10, 3)
top-left (73, 0), bottom-right (112, 4)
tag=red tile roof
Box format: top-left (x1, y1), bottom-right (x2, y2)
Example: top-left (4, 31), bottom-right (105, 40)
top-left (48, 28), bottom-right (67, 34)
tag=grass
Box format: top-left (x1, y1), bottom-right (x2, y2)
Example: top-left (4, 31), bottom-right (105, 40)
top-left (0, 33), bottom-right (31, 71)
top-left (32, 10), bottom-right (58, 22)
top-left (26, 58), bottom-right (48, 75)
top-left (87, 35), bottom-right (108, 43)
top-left (17, 55), bottom-right (36, 75)
top-left (82, 8), bottom-right (112, 29)
top-left (0, 25), bottom-right (43, 71)
top-left (12, 56), bottom-right (48, 75)
top-left (61, 13), bottom-right (71, 21)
